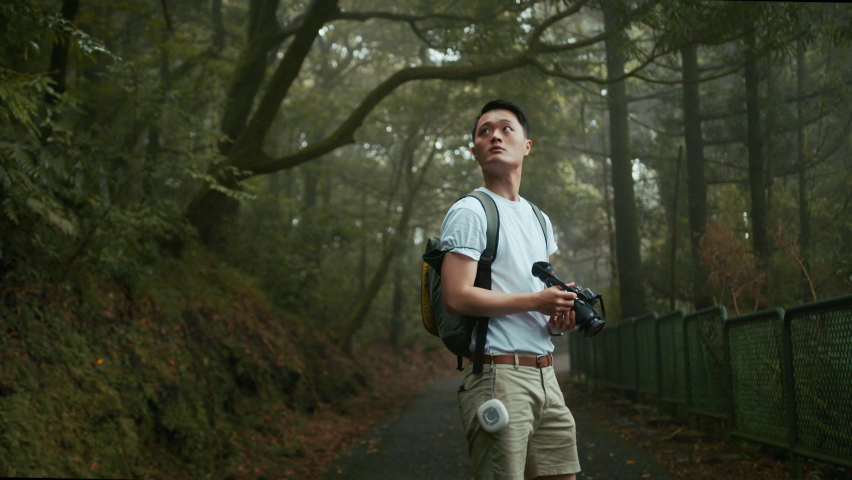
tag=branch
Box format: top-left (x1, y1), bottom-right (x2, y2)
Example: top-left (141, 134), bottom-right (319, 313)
top-left (528, 43), bottom-right (669, 85)
top-left (160, 0), bottom-right (172, 30)
top-left (332, 9), bottom-right (475, 24)
top-left (229, 0), bottom-right (341, 160)
top-left (529, 0), bottom-right (590, 49)
top-left (630, 60), bottom-right (746, 85)
top-left (533, 0), bottom-right (655, 54)
top-left (629, 115), bottom-right (681, 136)
top-left (771, 227), bottom-right (817, 302)
top-left (243, 55), bottom-right (531, 175)
top-left (337, 141), bottom-right (439, 354)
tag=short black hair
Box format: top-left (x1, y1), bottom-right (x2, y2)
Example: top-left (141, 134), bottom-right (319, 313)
top-left (471, 99), bottom-right (531, 139)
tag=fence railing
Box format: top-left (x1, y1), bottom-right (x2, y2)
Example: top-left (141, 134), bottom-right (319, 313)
top-left (566, 294), bottom-right (852, 477)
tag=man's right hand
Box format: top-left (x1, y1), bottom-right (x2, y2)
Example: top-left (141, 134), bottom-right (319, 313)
top-left (443, 251), bottom-right (578, 318)
top-left (535, 284), bottom-right (577, 316)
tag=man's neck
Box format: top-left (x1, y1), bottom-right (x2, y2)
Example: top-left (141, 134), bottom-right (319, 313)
top-left (482, 173), bottom-right (521, 202)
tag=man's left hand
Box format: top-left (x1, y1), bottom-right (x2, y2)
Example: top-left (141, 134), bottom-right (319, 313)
top-left (547, 309), bottom-right (576, 335)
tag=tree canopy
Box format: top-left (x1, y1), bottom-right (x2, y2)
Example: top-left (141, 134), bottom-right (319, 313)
top-left (2, 0), bottom-right (852, 339)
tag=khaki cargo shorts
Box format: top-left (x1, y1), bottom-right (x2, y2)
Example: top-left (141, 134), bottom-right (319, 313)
top-left (457, 360), bottom-right (581, 480)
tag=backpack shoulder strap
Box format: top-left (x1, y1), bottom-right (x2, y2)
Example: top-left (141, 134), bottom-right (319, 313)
top-left (461, 190), bottom-right (499, 374)
top-left (527, 200), bottom-right (548, 252)
top-left (465, 190), bottom-right (499, 266)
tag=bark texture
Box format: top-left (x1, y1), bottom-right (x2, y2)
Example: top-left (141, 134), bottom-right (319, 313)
top-left (46, 0), bottom-right (80, 103)
top-left (680, 43), bottom-right (712, 309)
top-left (604, 4), bottom-right (645, 318)
top-left (744, 31), bottom-right (770, 267)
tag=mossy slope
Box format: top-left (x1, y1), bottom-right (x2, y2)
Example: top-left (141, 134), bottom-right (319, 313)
top-left (0, 246), bottom-right (364, 478)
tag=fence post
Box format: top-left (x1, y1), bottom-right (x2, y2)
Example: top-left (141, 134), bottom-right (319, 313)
top-left (781, 309), bottom-right (801, 479)
top-left (723, 316), bottom-right (733, 441)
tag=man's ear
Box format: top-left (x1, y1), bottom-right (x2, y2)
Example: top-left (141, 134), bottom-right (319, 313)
top-left (524, 139), bottom-right (532, 156)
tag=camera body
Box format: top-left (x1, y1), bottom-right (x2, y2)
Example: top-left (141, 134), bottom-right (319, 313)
top-left (566, 286), bottom-right (606, 338)
top-left (531, 262), bottom-right (606, 338)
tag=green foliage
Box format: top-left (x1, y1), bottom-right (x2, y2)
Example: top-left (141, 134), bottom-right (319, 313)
top-left (0, 245), bottom-right (361, 478)
top-left (1, 0), bottom-right (852, 474)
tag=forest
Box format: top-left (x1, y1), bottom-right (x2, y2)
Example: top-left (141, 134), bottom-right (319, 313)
top-left (1, 0), bottom-right (851, 478)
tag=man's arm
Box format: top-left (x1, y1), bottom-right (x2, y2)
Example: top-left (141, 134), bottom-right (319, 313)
top-left (441, 251), bottom-right (577, 318)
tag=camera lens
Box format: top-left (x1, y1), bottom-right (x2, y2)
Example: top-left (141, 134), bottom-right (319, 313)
top-left (575, 301), bottom-right (605, 338)
top-left (582, 317), bottom-right (605, 338)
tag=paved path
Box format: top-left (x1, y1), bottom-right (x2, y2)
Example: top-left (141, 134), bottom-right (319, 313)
top-left (325, 357), bottom-right (676, 480)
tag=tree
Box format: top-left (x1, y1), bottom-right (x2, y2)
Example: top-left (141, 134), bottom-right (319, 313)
top-left (183, 0), bottom-right (667, 245)
top-left (603, 2), bottom-right (645, 317)
top-left (680, 43), bottom-right (712, 309)
top-left (743, 29), bottom-right (770, 272)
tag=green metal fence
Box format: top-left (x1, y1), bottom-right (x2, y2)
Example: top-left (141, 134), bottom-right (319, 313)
top-left (566, 294), bottom-right (852, 475)
top-left (684, 306), bottom-right (728, 419)
top-left (634, 313), bottom-right (659, 399)
top-left (785, 295), bottom-right (852, 469)
top-left (602, 325), bottom-right (621, 388)
top-left (618, 318), bottom-right (638, 393)
top-left (656, 309), bottom-right (687, 406)
top-left (725, 308), bottom-right (790, 449)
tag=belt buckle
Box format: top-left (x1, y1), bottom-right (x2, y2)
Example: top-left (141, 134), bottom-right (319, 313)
top-left (536, 354), bottom-right (546, 368)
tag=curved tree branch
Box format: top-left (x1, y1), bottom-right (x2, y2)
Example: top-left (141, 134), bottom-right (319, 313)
top-left (529, 0), bottom-right (590, 49)
top-left (533, 0), bottom-right (654, 54)
top-left (228, 0), bottom-right (341, 161)
top-left (528, 43), bottom-right (669, 85)
top-left (243, 55), bottom-right (532, 175)
top-left (630, 61), bottom-right (746, 85)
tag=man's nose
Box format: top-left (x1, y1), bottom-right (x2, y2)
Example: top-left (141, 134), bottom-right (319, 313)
top-left (490, 131), bottom-right (502, 142)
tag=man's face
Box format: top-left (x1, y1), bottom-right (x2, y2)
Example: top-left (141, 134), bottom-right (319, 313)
top-left (471, 109), bottom-right (532, 174)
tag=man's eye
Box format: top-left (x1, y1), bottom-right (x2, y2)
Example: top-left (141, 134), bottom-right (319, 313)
top-left (503, 126), bottom-right (512, 131)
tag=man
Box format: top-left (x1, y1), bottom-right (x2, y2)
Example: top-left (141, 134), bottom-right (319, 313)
top-left (440, 99), bottom-right (581, 480)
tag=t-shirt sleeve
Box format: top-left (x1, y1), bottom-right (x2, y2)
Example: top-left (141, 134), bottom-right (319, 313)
top-left (439, 203), bottom-right (486, 262)
top-left (544, 212), bottom-right (558, 257)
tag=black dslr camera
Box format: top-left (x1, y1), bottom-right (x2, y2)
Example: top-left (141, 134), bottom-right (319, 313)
top-left (531, 261), bottom-right (606, 338)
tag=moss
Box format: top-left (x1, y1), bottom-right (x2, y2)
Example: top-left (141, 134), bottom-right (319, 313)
top-left (0, 243), bottom-right (362, 478)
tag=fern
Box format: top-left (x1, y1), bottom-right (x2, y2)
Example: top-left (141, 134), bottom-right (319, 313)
top-left (0, 68), bottom-right (53, 137)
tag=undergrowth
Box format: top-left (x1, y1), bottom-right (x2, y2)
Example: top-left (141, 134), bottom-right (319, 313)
top-left (0, 243), bottom-right (435, 479)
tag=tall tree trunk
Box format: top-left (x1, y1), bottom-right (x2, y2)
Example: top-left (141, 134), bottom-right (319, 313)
top-left (46, 0), bottom-right (80, 104)
top-left (600, 107), bottom-right (618, 284)
top-left (603, 4), bottom-right (645, 317)
top-left (189, 0), bottom-right (340, 245)
top-left (388, 242), bottom-right (406, 353)
top-left (338, 175), bottom-right (419, 355)
top-left (211, 0), bottom-right (225, 50)
top-left (359, 191), bottom-right (368, 292)
top-left (744, 31), bottom-right (770, 269)
top-left (680, 43), bottom-right (711, 309)
top-left (337, 143), bottom-right (437, 355)
top-left (796, 41), bottom-right (812, 302)
top-left (670, 147), bottom-right (682, 311)
top-left (765, 59), bottom-right (775, 220)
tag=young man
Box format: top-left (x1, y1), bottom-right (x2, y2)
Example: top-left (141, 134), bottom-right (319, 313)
top-left (440, 99), bottom-right (581, 480)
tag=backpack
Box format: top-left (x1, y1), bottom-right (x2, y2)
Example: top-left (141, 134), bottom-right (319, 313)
top-left (421, 190), bottom-right (547, 374)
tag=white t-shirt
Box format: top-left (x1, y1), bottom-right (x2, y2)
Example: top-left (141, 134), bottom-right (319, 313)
top-left (439, 187), bottom-right (559, 355)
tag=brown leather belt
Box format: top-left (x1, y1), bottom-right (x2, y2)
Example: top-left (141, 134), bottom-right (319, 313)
top-left (473, 353), bottom-right (554, 368)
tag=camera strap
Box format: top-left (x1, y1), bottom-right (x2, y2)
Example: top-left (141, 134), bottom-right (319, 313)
top-left (593, 294), bottom-right (607, 320)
